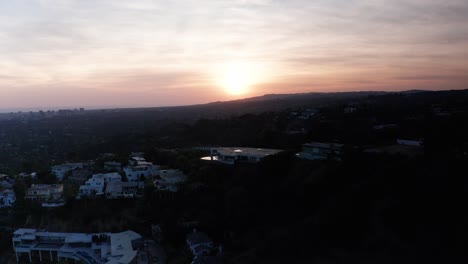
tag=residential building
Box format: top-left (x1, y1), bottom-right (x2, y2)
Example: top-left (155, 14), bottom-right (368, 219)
top-left (186, 230), bottom-right (214, 256)
top-left (25, 184), bottom-right (63, 202)
top-left (154, 169), bottom-right (187, 192)
top-left (296, 142), bottom-right (344, 161)
top-left (0, 189), bottom-right (16, 207)
top-left (51, 163), bottom-right (84, 181)
top-left (67, 168), bottom-right (93, 185)
top-left (12, 228), bottom-right (142, 264)
top-left (124, 158), bottom-right (159, 182)
top-left (77, 173), bottom-right (120, 198)
top-left (78, 176), bottom-right (105, 197)
top-left (204, 147), bottom-right (283, 165)
top-left (105, 182), bottom-right (138, 199)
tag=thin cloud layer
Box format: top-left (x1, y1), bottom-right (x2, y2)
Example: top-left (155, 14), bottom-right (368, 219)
top-left (0, 0), bottom-right (467, 109)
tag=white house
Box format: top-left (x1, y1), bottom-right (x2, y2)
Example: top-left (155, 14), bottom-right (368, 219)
top-left (0, 189), bottom-right (16, 207)
top-left (78, 175), bottom-right (106, 197)
top-left (25, 184), bottom-right (64, 202)
top-left (79, 173), bottom-right (137, 199)
top-left (124, 158), bottom-right (159, 182)
top-left (51, 163), bottom-right (84, 181)
top-left (78, 173), bottom-right (120, 197)
top-left (186, 230), bottom-right (214, 256)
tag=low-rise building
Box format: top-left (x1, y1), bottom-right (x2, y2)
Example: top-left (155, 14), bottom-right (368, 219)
top-left (79, 176), bottom-right (105, 197)
top-left (67, 168), bottom-right (93, 185)
top-left (124, 158), bottom-right (159, 182)
top-left (51, 163), bottom-right (85, 181)
top-left (0, 189), bottom-right (16, 207)
top-left (25, 184), bottom-right (63, 202)
top-left (78, 172), bottom-right (121, 198)
top-left (105, 181), bottom-right (138, 199)
top-left (296, 142), bottom-right (344, 161)
top-left (204, 147), bottom-right (283, 165)
top-left (12, 228), bottom-right (142, 264)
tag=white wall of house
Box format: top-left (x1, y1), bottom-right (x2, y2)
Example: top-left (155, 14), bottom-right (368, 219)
top-left (124, 164), bottom-right (159, 182)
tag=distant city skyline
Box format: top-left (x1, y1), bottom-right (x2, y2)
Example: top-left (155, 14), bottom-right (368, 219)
top-left (1, 0), bottom-right (468, 109)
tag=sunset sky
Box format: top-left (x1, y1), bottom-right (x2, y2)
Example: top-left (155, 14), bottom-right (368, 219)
top-left (1, 0), bottom-right (468, 110)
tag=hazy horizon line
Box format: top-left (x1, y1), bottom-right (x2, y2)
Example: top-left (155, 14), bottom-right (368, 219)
top-left (2, 88), bottom-right (461, 114)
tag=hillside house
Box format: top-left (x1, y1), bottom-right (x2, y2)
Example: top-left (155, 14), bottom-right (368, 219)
top-left (25, 184), bottom-right (63, 202)
top-left (51, 163), bottom-right (84, 181)
top-left (124, 157), bottom-right (159, 182)
top-left (78, 172), bottom-right (121, 198)
top-left (67, 168), bottom-right (92, 185)
top-left (105, 181), bottom-right (138, 199)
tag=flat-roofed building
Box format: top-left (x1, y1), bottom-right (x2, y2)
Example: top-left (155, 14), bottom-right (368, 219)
top-left (124, 161), bottom-right (159, 182)
top-left (205, 147), bottom-right (283, 165)
top-left (25, 184), bottom-right (63, 202)
top-left (78, 172), bottom-right (122, 198)
top-left (12, 228), bottom-right (142, 264)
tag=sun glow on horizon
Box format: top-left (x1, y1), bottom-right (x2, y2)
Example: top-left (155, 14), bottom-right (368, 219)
top-left (215, 61), bottom-right (266, 96)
